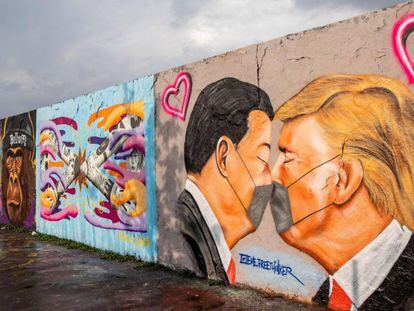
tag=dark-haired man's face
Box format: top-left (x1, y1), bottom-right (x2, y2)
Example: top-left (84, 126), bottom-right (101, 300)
top-left (224, 110), bottom-right (272, 217)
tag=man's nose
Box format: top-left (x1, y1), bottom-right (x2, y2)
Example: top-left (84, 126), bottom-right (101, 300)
top-left (271, 153), bottom-right (284, 184)
top-left (9, 173), bottom-right (18, 188)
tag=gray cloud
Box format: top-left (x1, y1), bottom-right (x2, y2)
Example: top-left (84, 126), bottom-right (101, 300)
top-left (294, 0), bottom-right (404, 10)
top-left (0, 0), bottom-right (409, 118)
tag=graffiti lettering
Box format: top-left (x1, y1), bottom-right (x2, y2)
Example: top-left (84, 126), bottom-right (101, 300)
top-left (239, 253), bottom-right (304, 285)
top-left (9, 132), bottom-right (27, 147)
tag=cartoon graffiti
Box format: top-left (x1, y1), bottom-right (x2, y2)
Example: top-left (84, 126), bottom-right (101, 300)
top-left (174, 78), bottom-right (275, 285)
top-left (273, 74), bottom-right (414, 310)
top-left (84, 101), bottom-right (147, 232)
top-left (161, 71), bottom-right (191, 121)
top-left (392, 13), bottom-right (414, 84)
top-left (1, 112), bottom-right (36, 228)
top-left (36, 76), bottom-right (157, 261)
top-left (39, 117), bottom-right (79, 221)
top-left (39, 102), bottom-right (147, 232)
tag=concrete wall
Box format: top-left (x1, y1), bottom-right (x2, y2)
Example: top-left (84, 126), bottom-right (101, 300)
top-left (1, 2), bottom-right (414, 309)
top-left (155, 2), bottom-right (414, 309)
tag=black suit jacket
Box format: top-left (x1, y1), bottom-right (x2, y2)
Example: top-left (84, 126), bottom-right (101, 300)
top-left (174, 190), bottom-right (229, 285)
top-left (313, 235), bottom-right (414, 310)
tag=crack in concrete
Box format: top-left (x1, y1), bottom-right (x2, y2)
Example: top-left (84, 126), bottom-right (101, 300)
top-left (395, 2), bottom-right (412, 19)
top-left (151, 74), bottom-right (159, 91)
top-left (72, 104), bottom-right (80, 121)
top-left (353, 47), bottom-right (366, 58)
top-left (258, 47), bottom-right (268, 73)
top-left (377, 19), bottom-right (386, 31)
top-left (286, 56), bottom-right (310, 61)
top-left (255, 44), bottom-right (260, 90)
top-left (95, 101), bottom-right (105, 123)
top-left (255, 45), bottom-right (268, 90)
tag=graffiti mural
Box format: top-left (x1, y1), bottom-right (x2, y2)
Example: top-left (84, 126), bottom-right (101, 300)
top-left (85, 102), bottom-right (147, 232)
top-left (174, 77), bottom-right (275, 285)
top-left (0, 112), bottom-right (36, 229)
top-left (156, 3), bottom-right (414, 311)
top-left (36, 76), bottom-right (157, 261)
top-left (39, 116), bottom-right (79, 221)
top-left (274, 74), bottom-right (414, 310)
top-left (0, 2), bottom-right (411, 310)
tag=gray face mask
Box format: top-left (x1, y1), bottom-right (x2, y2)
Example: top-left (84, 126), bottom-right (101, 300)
top-left (269, 154), bottom-right (342, 233)
top-left (244, 181), bottom-right (292, 233)
top-left (249, 177), bottom-right (336, 234)
top-left (269, 182), bottom-right (292, 233)
top-left (224, 144), bottom-right (340, 233)
top-left (223, 146), bottom-right (274, 230)
top-left (227, 145), bottom-right (293, 232)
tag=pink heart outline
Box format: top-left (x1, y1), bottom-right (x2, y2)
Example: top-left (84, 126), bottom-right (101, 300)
top-left (161, 71), bottom-right (192, 121)
top-left (392, 13), bottom-right (414, 84)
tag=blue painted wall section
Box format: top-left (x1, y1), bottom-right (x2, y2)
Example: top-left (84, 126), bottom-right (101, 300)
top-left (35, 76), bottom-right (157, 262)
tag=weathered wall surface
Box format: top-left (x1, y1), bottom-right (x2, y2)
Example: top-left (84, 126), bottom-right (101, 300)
top-left (0, 2), bottom-right (414, 310)
top-left (155, 2), bottom-right (414, 309)
top-left (35, 76), bottom-right (157, 261)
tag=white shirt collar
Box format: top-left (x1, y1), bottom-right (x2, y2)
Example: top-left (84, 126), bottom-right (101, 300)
top-left (185, 179), bottom-right (232, 271)
top-left (331, 219), bottom-right (412, 308)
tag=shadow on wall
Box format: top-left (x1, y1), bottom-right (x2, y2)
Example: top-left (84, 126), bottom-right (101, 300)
top-left (155, 104), bottom-right (186, 267)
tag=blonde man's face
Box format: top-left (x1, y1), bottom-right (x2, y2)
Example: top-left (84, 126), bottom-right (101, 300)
top-left (272, 116), bottom-right (341, 246)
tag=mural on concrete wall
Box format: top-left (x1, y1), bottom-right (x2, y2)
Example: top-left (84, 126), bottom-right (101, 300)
top-left (39, 116), bottom-right (79, 221)
top-left (156, 4), bottom-right (414, 311)
top-left (0, 112), bottom-right (36, 229)
top-left (36, 76), bottom-right (157, 261)
top-left (0, 119), bottom-right (4, 225)
top-left (274, 74), bottom-right (414, 310)
top-left (0, 2), bottom-right (412, 310)
top-left (174, 77), bottom-right (276, 285)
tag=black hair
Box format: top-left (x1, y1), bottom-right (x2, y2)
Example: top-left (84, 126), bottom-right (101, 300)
top-left (184, 77), bottom-right (274, 173)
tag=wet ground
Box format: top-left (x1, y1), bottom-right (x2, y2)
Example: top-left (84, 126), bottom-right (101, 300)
top-left (0, 228), bottom-right (323, 310)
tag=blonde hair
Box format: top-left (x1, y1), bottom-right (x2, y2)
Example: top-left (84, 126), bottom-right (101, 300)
top-left (276, 74), bottom-right (414, 230)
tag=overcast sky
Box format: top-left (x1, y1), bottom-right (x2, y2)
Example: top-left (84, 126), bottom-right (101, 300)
top-left (0, 0), bottom-right (407, 118)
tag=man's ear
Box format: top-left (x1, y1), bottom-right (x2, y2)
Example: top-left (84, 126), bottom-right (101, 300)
top-left (334, 159), bottom-right (363, 205)
top-left (215, 136), bottom-right (233, 178)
